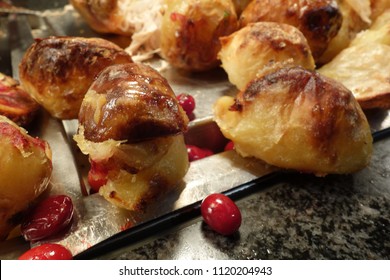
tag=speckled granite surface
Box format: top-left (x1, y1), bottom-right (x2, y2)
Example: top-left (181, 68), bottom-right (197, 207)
top-left (112, 137), bottom-right (390, 260)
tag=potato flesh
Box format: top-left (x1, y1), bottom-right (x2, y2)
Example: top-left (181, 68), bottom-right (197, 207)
top-left (0, 116), bottom-right (52, 240)
top-left (318, 10), bottom-right (390, 109)
top-left (75, 129), bottom-right (189, 211)
top-left (100, 135), bottom-right (189, 211)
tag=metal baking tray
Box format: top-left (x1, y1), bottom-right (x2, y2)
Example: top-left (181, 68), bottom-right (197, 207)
top-left (1, 1), bottom-right (390, 260)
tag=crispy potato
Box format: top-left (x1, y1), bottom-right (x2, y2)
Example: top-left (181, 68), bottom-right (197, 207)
top-left (75, 130), bottom-right (189, 211)
top-left (239, 0), bottom-right (342, 60)
top-left (70, 0), bottom-right (133, 35)
top-left (19, 36), bottom-right (133, 119)
top-left (0, 73), bottom-right (39, 127)
top-left (318, 10), bottom-right (390, 109)
top-left (350, 9), bottom-right (390, 46)
top-left (218, 22), bottom-right (315, 90)
top-left (0, 116), bottom-right (52, 240)
top-left (318, 0), bottom-right (369, 64)
top-left (78, 63), bottom-right (188, 143)
top-left (75, 63), bottom-right (189, 210)
top-left (214, 66), bottom-right (373, 176)
top-left (160, 0), bottom-right (238, 71)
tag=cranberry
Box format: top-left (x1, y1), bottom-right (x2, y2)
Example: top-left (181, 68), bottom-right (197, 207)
top-left (186, 144), bottom-right (213, 162)
top-left (201, 193), bottom-right (242, 236)
top-left (18, 243), bottom-right (72, 260)
top-left (88, 160), bottom-right (108, 193)
top-left (224, 141), bottom-right (235, 151)
top-left (177, 93), bottom-right (196, 117)
top-left (21, 195), bottom-right (74, 242)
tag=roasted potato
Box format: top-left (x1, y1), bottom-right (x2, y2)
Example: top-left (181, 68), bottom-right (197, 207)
top-left (75, 63), bottom-right (189, 210)
top-left (214, 66), bottom-right (373, 176)
top-left (78, 63), bottom-right (188, 143)
top-left (0, 116), bottom-right (52, 240)
top-left (19, 36), bottom-right (133, 119)
top-left (160, 0), bottom-right (238, 71)
top-left (218, 22), bottom-right (315, 90)
top-left (0, 73), bottom-right (39, 127)
top-left (319, 10), bottom-right (390, 109)
top-left (318, 0), bottom-right (369, 64)
top-left (70, 0), bottom-right (133, 35)
top-left (239, 0), bottom-right (342, 60)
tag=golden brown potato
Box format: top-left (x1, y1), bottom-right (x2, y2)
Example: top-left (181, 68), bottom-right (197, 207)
top-left (75, 63), bottom-right (189, 210)
top-left (0, 72), bottom-right (39, 127)
top-left (160, 0), bottom-right (239, 71)
top-left (318, 10), bottom-right (390, 109)
top-left (19, 36), bottom-right (133, 119)
top-left (70, 0), bottom-right (133, 35)
top-left (214, 66), bottom-right (373, 176)
top-left (0, 116), bottom-right (52, 240)
top-left (218, 22), bottom-right (315, 90)
top-left (239, 0), bottom-right (342, 60)
top-left (78, 63), bottom-right (188, 143)
top-left (318, 0), bottom-right (369, 64)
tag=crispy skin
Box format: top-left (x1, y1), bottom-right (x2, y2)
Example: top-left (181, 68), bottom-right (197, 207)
top-left (0, 116), bottom-right (52, 240)
top-left (78, 63), bottom-right (189, 143)
top-left (214, 66), bottom-right (373, 176)
top-left (160, 0), bottom-right (238, 71)
top-left (239, 0), bottom-right (342, 60)
top-left (0, 73), bottom-right (39, 126)
top-left (318, 10), bottom-right (390, 109)
top-left (218, 22), bottom-right (315, 90)
top-left (70, 0), bottom-right (133, 35)
top-left (19, 36), bottom-right (133, 119)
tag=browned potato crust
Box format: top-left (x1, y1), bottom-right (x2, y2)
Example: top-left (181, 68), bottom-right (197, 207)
top-left (19, 36), bottom-right (133, 119)
top-left (318, 0), bottom-right (369, 65)
top-left (70, 0), bottom-right (133, 35)
top-left (239, 0), bottom-right (342, 60)
top-left (214, 66), bottom-right (373, 176)
top-left (0, 116), bottom-right (52, 240)
top-left (78, 63), bottom-right (189, 143)
top-left (218, 22), bottom-right (315, 90)
top-left (160, 0), bottom-right (238, 71)
top-left (319, 10), bottom-right (390, 109)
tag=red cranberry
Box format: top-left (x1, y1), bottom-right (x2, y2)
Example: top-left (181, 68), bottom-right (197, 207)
top-left (186, 145), bottom-right (213, 162)
top-left (201, 193), bottom-right (242, 236)
top-left (21, 195), bottom-right (74, 242)
top-left (224, 141), bottom-right (235, 151)
top-left (177, 93), bottom-right (195, 117)
top-left (88, 160), bottom-right (108, 193)
top-left (18, 243), bottom-right (72, 260)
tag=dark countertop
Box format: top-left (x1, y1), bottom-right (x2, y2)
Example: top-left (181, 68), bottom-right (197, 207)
top-left (113, 137), bottom-right (390, 260)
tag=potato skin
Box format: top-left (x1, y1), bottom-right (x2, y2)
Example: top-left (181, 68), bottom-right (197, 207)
top-left (318, 0), bottom-right (368, 65)
top-left (70, 0), bottom-right (132, 35)
top-left (19, 36), bottom-right (133, 120)
top-left (239, 0), bottom-right (342, 60)
top-left (0, 116), bottom-right (52, 240)
top-left (214, 66), bottom-right (373, 176)
top-left (160, 0), bottom-right (238, 71)
top-left (78, 63), bottom-right (189, 143)
top-left (219, 22), bottom-right (315, 90)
